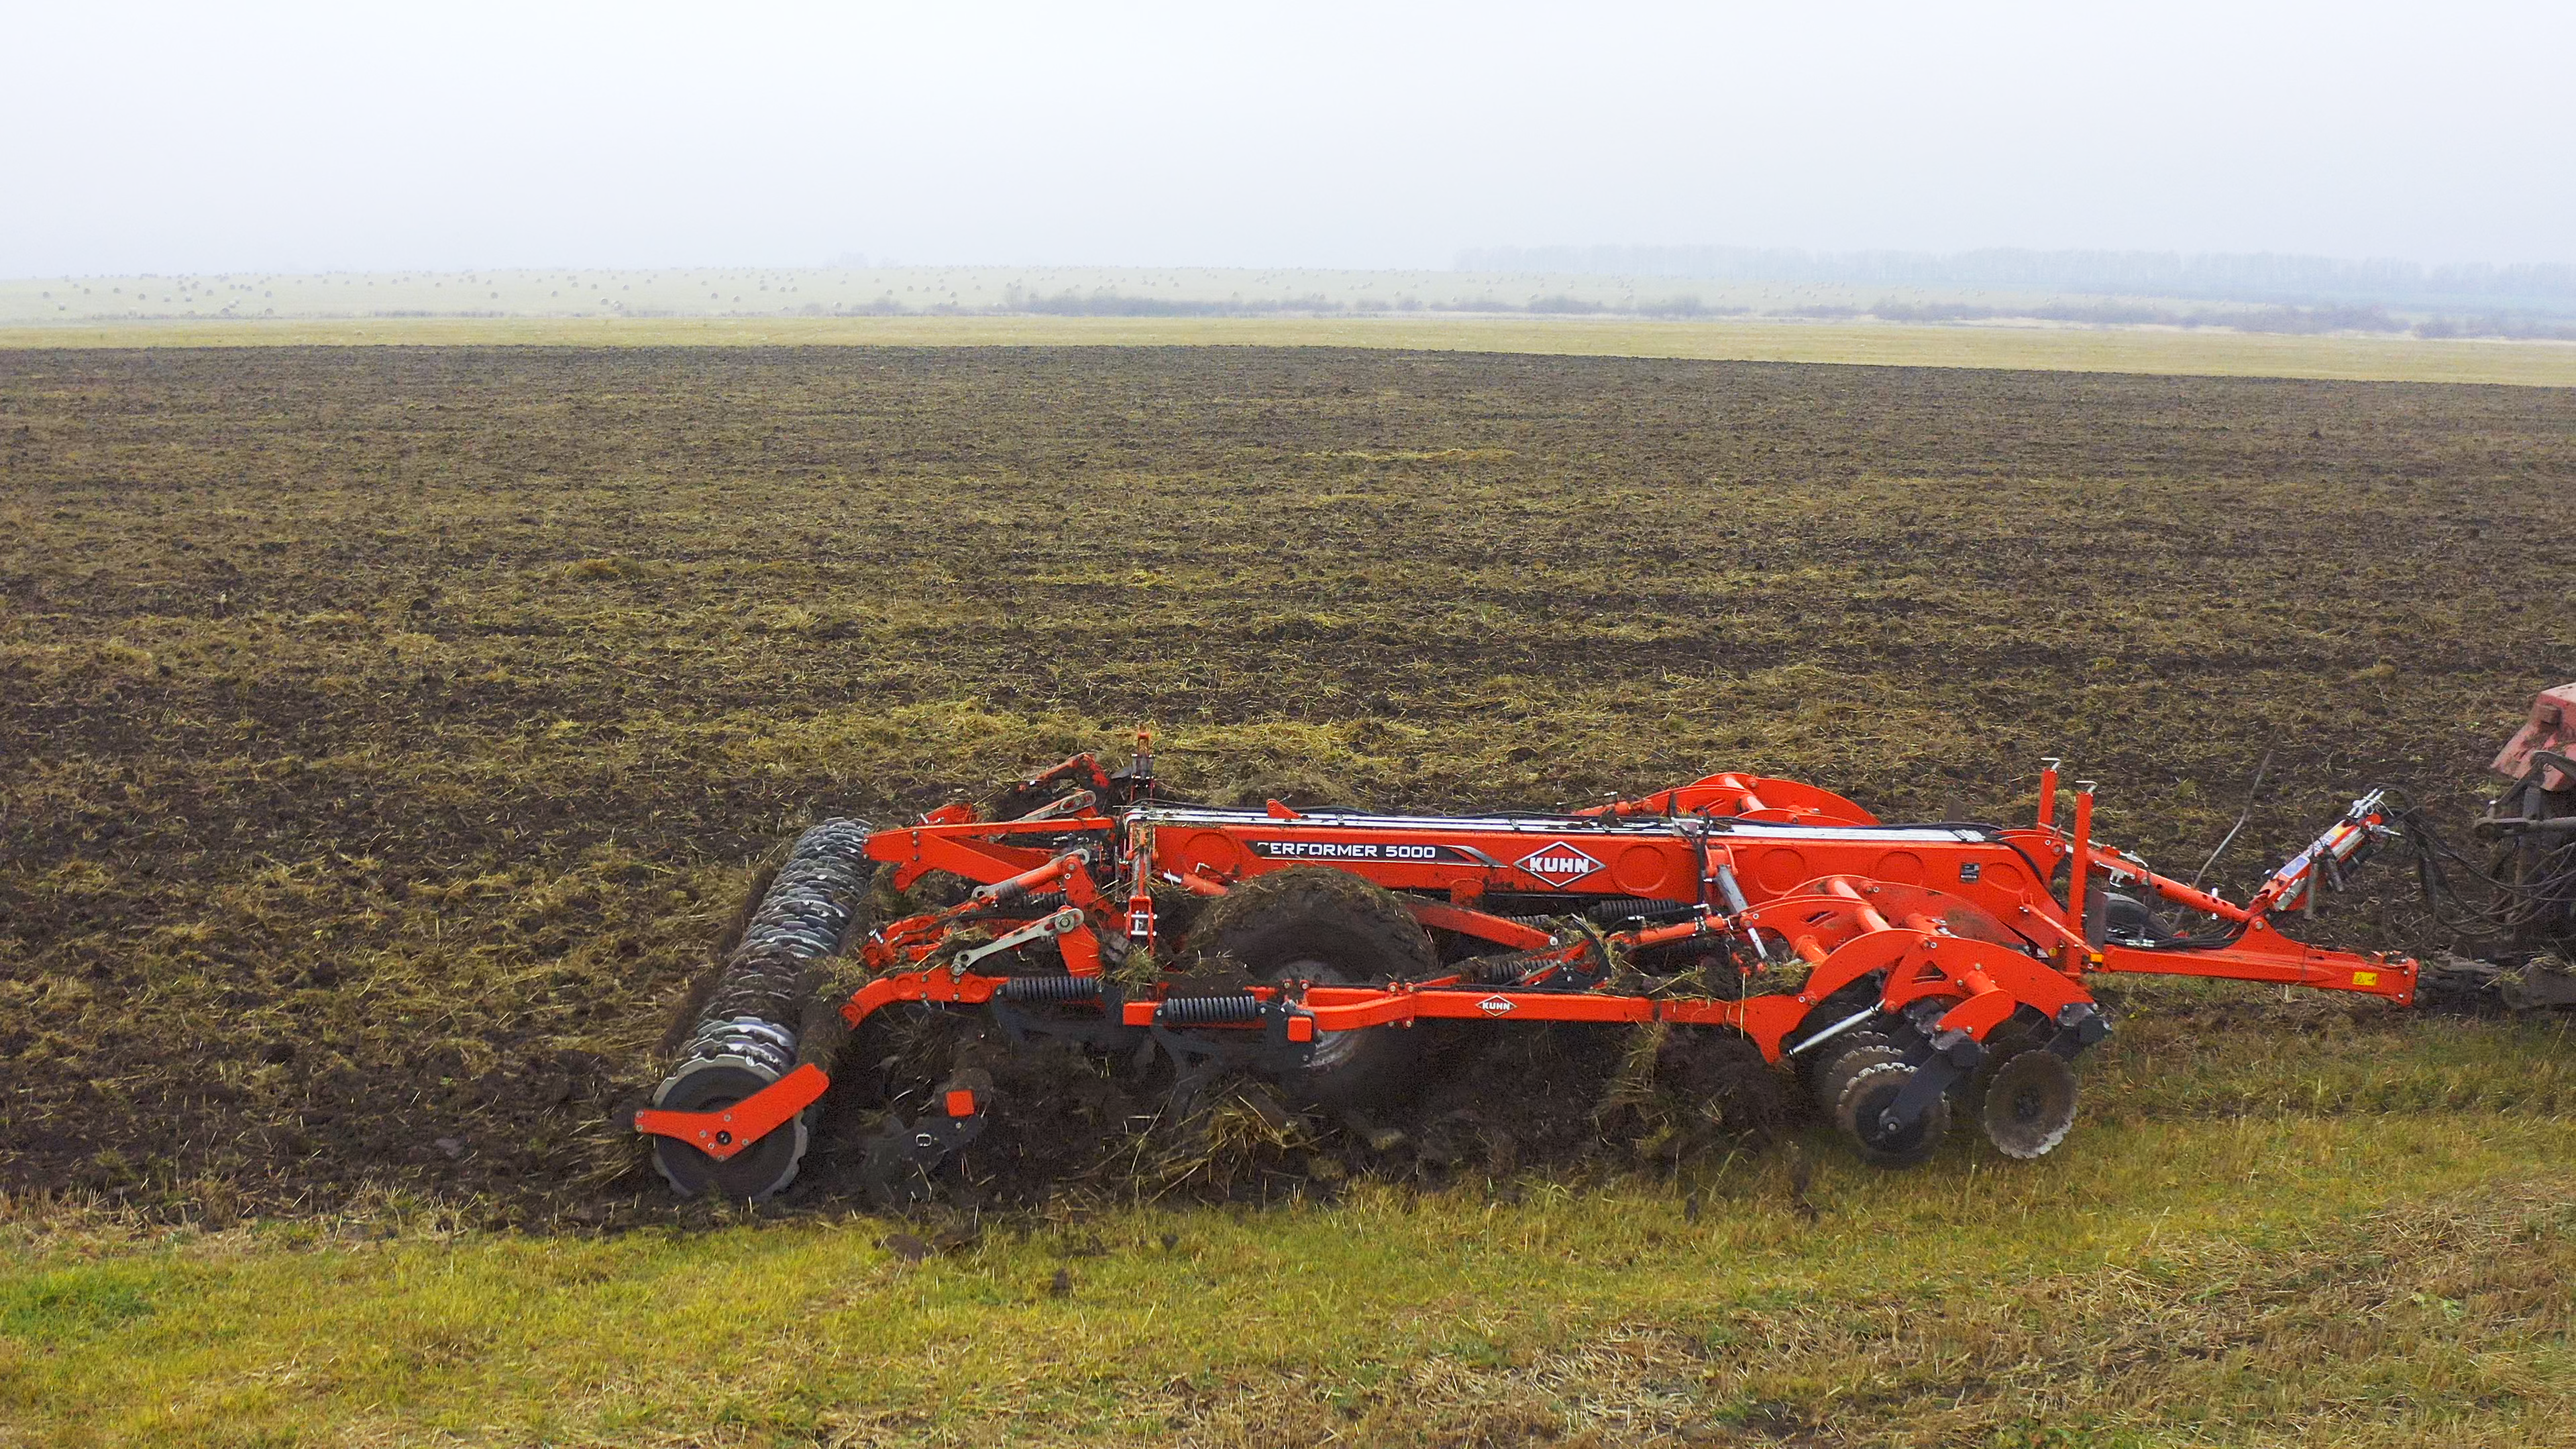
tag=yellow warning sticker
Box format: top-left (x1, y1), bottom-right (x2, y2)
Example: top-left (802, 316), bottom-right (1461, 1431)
top-left (2352, 971), bottom-right (2379, 987)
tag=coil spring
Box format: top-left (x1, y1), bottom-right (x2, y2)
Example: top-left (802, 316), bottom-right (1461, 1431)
top-left (1157, 992), bottom-right (1265, 1025)
top-left (996, 974), bottom-right (1106, 1003)
top-left (975, 890), bottom-right (1068, 920)
top-left (1586, 897), bottom-right (1701, 926)
top-left (1466, 951), bottom-right (1546, 984)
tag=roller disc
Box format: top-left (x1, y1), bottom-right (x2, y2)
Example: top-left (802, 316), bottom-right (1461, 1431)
top-left (1978, 1049), bottom-right (2079, 1161)
top-left (1812, 1036), bottom-right (1901, 1115)
top-left (1835, 1061), bottom-right (1948, 1168)
top-left (649, 1059), bottom-right (810, 1201)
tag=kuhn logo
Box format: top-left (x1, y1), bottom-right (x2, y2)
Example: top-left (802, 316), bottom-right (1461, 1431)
top-left (1479, 996), bottom-right (1516, 1016)
top-left (1515, 841), bottom-right (1603, 886)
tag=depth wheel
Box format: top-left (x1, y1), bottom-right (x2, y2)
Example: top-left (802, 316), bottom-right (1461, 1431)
top-left (1835, 1061), bottom-right (1948, 1168)
top-left (649, 1059), bottom-right (810, 1201)
top-left (1189, 867), bottom-right (1437, 1108)
top-left (1979, 1049), bottom-right (2079, 1161)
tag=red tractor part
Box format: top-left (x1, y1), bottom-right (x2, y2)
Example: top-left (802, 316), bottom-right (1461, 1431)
top-left (2494, 684), bottom-right (2576, 794)
top-left (2464, 682), bottom-right (2576, 951)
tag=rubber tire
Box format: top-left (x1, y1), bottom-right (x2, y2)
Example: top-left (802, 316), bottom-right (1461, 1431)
top-left (1835, 1061), bottom-right (1949, 1169)
top-left (2045, 857), bottom-right (2178, 947)
top-left (1190, 867), bottom-right (1437, 1109)
top-left (2102, 892), bottom-right (2178, 947)
top-left (648, 1060), bottom-right (810, 1201)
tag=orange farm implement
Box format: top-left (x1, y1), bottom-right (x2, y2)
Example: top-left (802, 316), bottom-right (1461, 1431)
top-left (633, 721), bottom-right (2479, 1202)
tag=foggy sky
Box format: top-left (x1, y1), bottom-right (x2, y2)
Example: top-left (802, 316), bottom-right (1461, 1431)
top-left (7, 0), bottom-right (2571, 278)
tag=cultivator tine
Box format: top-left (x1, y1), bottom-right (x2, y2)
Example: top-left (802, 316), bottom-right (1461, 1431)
top-left (859, 1069), bottom-right (995, 1209)
top-left (1148, 994), bottom-right (1317, 1119)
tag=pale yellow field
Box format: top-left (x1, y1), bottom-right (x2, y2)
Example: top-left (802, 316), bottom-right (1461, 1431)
top-left (5, 313), bottom-right (2573, 387)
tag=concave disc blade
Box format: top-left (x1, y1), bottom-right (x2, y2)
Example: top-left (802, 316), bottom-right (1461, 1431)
top-left (1980, 1049), bottom-right (2078, 1161)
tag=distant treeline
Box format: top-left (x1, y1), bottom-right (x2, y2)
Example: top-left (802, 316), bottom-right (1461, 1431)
top-left (1865, 299), bottom-right (2576, 340)
top-left (1001, 286), bottom-right (1342, 317)
top-left (995, 286), bottom-right (1756, 319)
top-left (1456, 245), bottom-right (2576, 311)
top-left (979, 286), bottom-right (2576, 339)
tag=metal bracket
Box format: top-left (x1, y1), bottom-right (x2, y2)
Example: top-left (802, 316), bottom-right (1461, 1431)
top-left (632, 1062), bottom-right (830, 1161)
top-left (987, 989), bottom-right (1146, 1053)
top-left (1879, 1048), bottom-right (1975, 1135)
top-left (2045, 1001), bottom-right (2112, 1060)
top-left (1147, 1001), bottom-right (1317, 1118)
top-left (951, 908), bottom-right (1084, 973)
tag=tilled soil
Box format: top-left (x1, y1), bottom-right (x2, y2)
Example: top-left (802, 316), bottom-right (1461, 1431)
top-left (777, 1006), bottom-right (1784, 1217)
top-left (2, 344), bottom-right (2571, 1224)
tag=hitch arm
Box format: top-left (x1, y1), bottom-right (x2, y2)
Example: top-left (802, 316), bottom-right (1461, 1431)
top-left (2245, 790), bottom-right (2390, 916)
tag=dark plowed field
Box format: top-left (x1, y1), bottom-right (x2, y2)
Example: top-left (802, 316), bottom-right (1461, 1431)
top-left (3, 345), bottom-right (2571, 1224)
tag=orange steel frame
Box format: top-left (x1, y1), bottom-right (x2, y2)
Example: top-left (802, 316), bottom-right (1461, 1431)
top-left (636, 757), bottom-right (2414, 1163)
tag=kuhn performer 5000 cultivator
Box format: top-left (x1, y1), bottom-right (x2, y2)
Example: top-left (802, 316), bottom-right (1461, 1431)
top-left (636, 734), bottom-right (2428, 1201)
